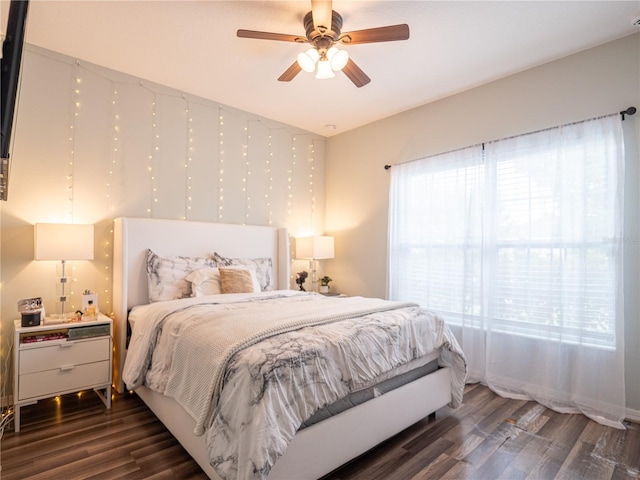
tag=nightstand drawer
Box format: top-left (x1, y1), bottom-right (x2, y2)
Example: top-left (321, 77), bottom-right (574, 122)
top-left (18, 360), bottom-right (110, 401)
top-left (20, 337), bottom-right (110, 374)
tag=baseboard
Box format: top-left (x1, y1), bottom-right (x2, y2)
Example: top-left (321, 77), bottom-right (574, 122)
top-left (626, 407), bottom-right (640, 424)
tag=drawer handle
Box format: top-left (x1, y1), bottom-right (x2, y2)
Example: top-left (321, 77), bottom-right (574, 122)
top-left (59, 343), bottom-right (74, 348)
top-left (59, 365), bottom-right (76, 371)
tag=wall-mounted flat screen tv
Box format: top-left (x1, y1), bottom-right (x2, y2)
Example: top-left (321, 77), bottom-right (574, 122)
top-left (1, 0), bottom-right (29, 200)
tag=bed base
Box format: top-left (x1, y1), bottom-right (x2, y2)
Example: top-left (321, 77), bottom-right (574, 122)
top-left (137, 367), bottom-right (452, 479)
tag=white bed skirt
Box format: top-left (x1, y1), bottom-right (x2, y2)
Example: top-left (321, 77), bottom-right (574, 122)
top-left (136, 366), bottom-right (452, 480)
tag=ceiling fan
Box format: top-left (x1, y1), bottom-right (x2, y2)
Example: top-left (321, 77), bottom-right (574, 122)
top-left (237, 0), bottom-right (410, 87)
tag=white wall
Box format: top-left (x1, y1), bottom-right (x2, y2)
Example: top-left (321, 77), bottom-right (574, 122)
top-left (0, 45), bottom-right (326, 399)
top-left (325, 33), bottom-right (640, 412)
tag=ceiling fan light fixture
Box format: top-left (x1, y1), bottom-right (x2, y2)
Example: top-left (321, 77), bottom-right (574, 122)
top-left (238, 1), bottom-right (410, 87)
top-left (328, 46), bottom-right (349, 71)
top-left (315, 59), bottom-right (335, 79)
top-left (297, 48), bottom-right (320, 72)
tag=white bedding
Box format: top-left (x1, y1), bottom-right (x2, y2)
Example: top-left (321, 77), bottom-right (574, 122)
top-left (123, 291), bottom-right (467, 480)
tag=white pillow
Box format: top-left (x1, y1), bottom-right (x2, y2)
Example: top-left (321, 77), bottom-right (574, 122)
top-left (186, 267), bottom-right (222, 296)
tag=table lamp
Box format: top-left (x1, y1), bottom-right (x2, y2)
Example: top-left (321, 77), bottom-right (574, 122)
top-left (296, 235), bottom-right (334, 292)
top-left (34, 223), bottom-right (94, 318)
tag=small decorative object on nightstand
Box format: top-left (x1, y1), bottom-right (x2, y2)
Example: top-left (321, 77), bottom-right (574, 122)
top-left (296, 271), bottom-right (308, 291)
top-left (319, 275), bottom-right (333, 294)
top-left (12, 314), bottom-right (112, 432)
top-left (18, 297), bottom-right (44, 327)
top-left (82, 290), bottom-right (99, 319)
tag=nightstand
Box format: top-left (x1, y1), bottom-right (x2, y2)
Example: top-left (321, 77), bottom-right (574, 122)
top-left (13, 314), bottom-right (113, 432)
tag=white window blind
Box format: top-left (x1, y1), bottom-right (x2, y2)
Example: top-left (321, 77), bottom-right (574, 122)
top-left (489, 134), bottom-right (619, 347)
top-left (389, 146), bottom-right (484, 327)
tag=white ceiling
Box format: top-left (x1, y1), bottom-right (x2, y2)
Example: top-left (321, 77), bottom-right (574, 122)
top-left (3, 1), bottom-right (640, 137)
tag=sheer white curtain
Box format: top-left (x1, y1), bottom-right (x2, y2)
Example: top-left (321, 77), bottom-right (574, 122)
top-left (388, 115), bottom-right (626, 428)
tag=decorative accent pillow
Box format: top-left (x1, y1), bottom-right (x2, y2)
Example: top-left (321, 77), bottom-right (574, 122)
top-left (219, 267), bottom-right (259, 294)
top-left (213, 253), bottom-right (274, 291)
top-left (186, 267), bottom-right (222, 297)
top-left (146, 249), bottom-right (215, 302)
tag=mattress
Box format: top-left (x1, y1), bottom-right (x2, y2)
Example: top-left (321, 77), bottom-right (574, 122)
top-left (301, 356), bottom-right (440, 428)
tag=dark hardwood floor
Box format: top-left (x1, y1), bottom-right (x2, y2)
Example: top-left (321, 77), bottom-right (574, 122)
top-left (1, 384), bottom-right (638, 479)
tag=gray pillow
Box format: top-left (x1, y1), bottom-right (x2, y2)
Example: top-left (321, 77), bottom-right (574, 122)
top-left (146, 249), bottom-right (215, 302)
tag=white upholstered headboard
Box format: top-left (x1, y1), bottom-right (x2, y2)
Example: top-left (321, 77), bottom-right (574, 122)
top-left (112, 217), bottom-right (290, 393)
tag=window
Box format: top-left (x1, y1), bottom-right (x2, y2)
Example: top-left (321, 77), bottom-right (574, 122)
top-left (389, 117), bottom-right (624, 348)
top-left (388, 114), bottom-right (627, 427)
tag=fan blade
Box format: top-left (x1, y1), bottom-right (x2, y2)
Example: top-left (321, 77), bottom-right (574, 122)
top-left (311, 0), bottom-right (332, 31)
top-left (278, 62), bottom-right (303, 82)
top-left (339, 24), bottom-right (410, 44)
top-left (237, 29), bottom-right (306, 43)
top-left (342, 58), bottom-right (371, 88)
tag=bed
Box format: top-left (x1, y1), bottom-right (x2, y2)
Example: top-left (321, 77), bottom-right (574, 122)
top-left (112, 217), bottom-right (466, 480)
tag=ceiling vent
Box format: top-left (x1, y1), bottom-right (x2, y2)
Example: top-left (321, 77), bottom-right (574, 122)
top-left (632, 15), bottom-right (640, 26)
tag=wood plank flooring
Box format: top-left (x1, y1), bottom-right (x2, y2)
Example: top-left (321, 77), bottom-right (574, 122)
top-left (1, 384), bottom-right (638, 479)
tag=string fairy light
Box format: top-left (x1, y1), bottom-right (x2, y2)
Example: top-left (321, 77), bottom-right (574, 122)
top-left (67, 60), bottom-right (81, 221)
top-left (147, 87), bottom-right (159, 216)
top-left (108, 82), bottom-right (120, 213)
top-left (103, 229), bottom-right (112, 314)
top-left (184, 96), bottom-right (193, 220)
top-left (287, 136), bottom-right (296, 222)
top-left (218, 106), bottom-right (225, 222)
top-left (28, 50), bottom-right (333, 232)
top-left (266, 132), bottom-right (273, 225)
top-left (243, 122), bottom-right (251, 225)
top-left (309, 139), bottom-right (316, 231)
top-left (60, 53), bottom-right (333, 234)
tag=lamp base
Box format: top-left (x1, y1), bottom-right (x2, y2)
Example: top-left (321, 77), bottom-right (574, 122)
top-left (46, 311), bottom-right (83, 325)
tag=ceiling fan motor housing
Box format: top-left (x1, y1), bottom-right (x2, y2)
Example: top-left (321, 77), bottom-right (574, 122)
top-left (304, 10), bottom-right (343, 52)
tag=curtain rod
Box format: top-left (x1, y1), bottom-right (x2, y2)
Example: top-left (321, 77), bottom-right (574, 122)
top-left (620, 106), bottom-right (637, 120)
top-left (384, 106), bottom-right (637, 171)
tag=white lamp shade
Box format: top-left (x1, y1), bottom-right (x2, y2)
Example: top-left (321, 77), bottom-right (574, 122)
top-left (297, 48), bottom-right (319, 73)
top-left (328, 47), bottom-right (349, 71)
top-left (34, 223), bottom-right (94, 261)
top-left (296, 236), bottom-right (334, 260)
top-left (315, 59), bottom-right (335, 79)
